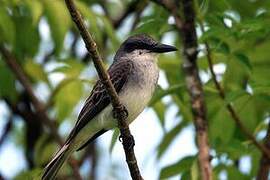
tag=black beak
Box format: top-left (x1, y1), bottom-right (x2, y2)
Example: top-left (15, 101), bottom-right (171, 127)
top-left (152, 43), bottom-right (178, 53)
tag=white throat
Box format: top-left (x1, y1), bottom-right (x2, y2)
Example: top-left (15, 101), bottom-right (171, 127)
top-left (126, 49), bottom-right (159, 62)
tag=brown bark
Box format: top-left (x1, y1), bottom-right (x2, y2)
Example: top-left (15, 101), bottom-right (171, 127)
top-left (64, 0), bottom-right (143, 179)
top-left (151, 0), bottom-right (212, 179)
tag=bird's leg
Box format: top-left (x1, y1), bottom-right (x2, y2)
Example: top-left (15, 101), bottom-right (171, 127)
top-left (113, 105), bottom-right (128, 120)
top-left (119, 132), bottom-right (135, 150)
top-left (112, 105), bottom-right (134, 150)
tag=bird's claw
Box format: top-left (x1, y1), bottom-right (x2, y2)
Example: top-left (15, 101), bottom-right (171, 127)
top-left (118, 134), bottom-right (135, 150)
top-left (113, 105), bottom-right (128, 119)
top-left (118, 134), bottom-right (123, 142)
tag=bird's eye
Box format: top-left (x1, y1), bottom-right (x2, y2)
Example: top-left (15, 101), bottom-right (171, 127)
top-left (139, 51), bottom-right (142, 55)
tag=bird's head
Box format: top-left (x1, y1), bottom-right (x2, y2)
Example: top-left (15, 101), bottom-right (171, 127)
top-left (114, 34), bottom-right (177, 61)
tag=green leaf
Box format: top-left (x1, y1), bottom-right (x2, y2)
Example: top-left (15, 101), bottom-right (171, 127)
top-left (159, 156), bottom-right (195, 179)
top-left (54, 80), bottom-right (83, 121)
top-left (149, 84), bottom-right (184, 106)
top-left (250, 150), bottom-right (261, 176)
top-left (76, 1), bottom-right (102, 45)
top-left (99, 16), bottom-right (120, 50)
top-left (157, 121), bottom-right (188, 159)
top-left (251, 83), bottom-right (270, 95)
top-left (0, 6), bottom-right (15, 45)
top-left (25, 0), bottom-right (43, 25)
top-left (51, 60), bottom-right (84, 78)
top-left (221, 139), bottom-right (249, 160)
top-left (227, 166), bottom-right (250, 180)
top-left (109, 128), bottom-right (120, 154)
top-left (14, 15), bottom-right (40, 57)
top-left (209, 107), bottom-right (235, 145)
top-left (224, 90), bottom-right (249, 104)
top-left (191, 159), bottom-right (199, 180)
top-left (24, 60), bottom-right (49, 83)
top-left (223, 58), bottom-right (250, 92)
top-left (233, 52), bottom-right (252, 71)
top-left (0, 60), bottom-right (17, 101)
top-left (234, 95), bottom-right (258, 132)
top-left (152, 101), bottom-right (166, 128)
top-left (44, 0), bottom-right (71, 54)
top-left (134, 19), bottom-right (170, 36)
top-left (182, 171), bottom-right (192, 180)
top-left (14, 168), bottom-right (42, 180)
top-left (35, 134), bottom-right (57, 166)
top-left (209, 37), bottom-right (230, 54)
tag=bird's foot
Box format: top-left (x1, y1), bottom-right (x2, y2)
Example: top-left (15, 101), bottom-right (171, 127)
top-left (119, 134), bottom-right (135, 150)
top-left (113, 105), bottom-right (128, 120)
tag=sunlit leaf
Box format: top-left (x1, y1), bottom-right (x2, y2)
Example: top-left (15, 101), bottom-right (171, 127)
top-left (0, 7), bottom-right (15, 45)
top-left (159, 156), bottom-right (195, 179)
top-left (14, 168), bottom-right (42, 180)
top-left (191, 159), bottom-right (199, 180)
top-left (0, 60), bottom-right (17, 101)
top-left (54, 81), bottom-right (83, 121)
top-left (109, 128), bottom-right (120, 154)
top-left (44, 0), bottom-right (71, 54)
top-left (25, 0), bottom-right (43, 25)
top-left (157, 121), bottom-right (188, 159)
top-left (51, 60), bottom-right (84, 78)
top-left (76, 1), bottom-right (102, 45)
top-left (149, 84), bottom-right (184, 106)
top-left (35, 134), bottom-right (57, 166)
top-left (209, 107), bottom-right (235, 145)
top-left (233, 52), bottom-right (252, 71)
top-left (24, 60), bottom-right (49, 83)
top-left (152, 101), bottom-right (166, 128)
top-left (224, 90), bottom-right (249, 104)
top-left (14, 15), bottom-right (40, 57)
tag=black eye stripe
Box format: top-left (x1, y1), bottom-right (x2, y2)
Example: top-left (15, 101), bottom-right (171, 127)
top-left (121, 34), bottom-right (159, 52)
top-left (124, 41), bottom-right (157, 52)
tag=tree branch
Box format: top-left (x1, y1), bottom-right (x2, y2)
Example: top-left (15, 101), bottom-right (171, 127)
top-left (152, 0), bottom-right (212, 179)
top-left (197, 22), bottom-right (270, 160)
top-left (131, 1), bottom-right (148, 30)
top-left (64, 1), bottom-right (143, 180)
top-left (112, 0), bottom-right (143, 29)
top-left (0, 115), bottom-right (12, 148)
top-left (0, 46), bottom-right (82, 180)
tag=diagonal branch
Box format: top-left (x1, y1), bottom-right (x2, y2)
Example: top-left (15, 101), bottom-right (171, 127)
top-left (0, 46), bottom-right (82, 180)
top-left (64, 0), bottom-right (143, 180)
top-left (152, 0), bottom-right (212, 179)
top-left (112, 0), bottom-right (145, 29)
top-left (151, 0), bottom-right (183, 29)
top-left (0, 115), bottom-right (12, 148)
top-left (197, 22), bottom-right (270, 160)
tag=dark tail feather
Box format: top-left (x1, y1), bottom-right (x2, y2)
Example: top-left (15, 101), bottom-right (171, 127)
top-left (42, 144), bottom-right (72, 180)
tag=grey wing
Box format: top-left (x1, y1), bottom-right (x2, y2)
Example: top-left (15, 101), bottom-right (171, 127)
top-left (64, 60), bottom-right (134, 146)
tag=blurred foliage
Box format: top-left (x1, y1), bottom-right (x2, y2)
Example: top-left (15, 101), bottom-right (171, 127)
top-left (0, 0), bottom-right (270, 179)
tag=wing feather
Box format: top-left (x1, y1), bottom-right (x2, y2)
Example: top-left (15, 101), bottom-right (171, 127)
top-left (65, 60), bottom-right (134, 144)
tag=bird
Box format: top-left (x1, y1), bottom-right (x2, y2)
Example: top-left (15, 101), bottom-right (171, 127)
top-left (42, 34), bottom-right (177, 179)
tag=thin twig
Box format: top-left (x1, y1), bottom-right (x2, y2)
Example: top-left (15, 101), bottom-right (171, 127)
top-left (64, 0), bottom-right (143, 180)
top-left (150, 0), bottom-right (183, 29)
top-left (112, 0), bottom-right (141, 28)
top-left (0, 116), bottom-right (12, 147)
top-left (0, 46), bottom-right (82, 180)
top-left (197, 22), bottom-right (270, 159)
top-left (131, 1), bottom-right (148, 30)
top-left (152, 0), bottom-right (212, 179)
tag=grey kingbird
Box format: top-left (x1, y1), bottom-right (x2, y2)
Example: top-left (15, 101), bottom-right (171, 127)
top-left (42, 34), bottom-right (177, 179)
